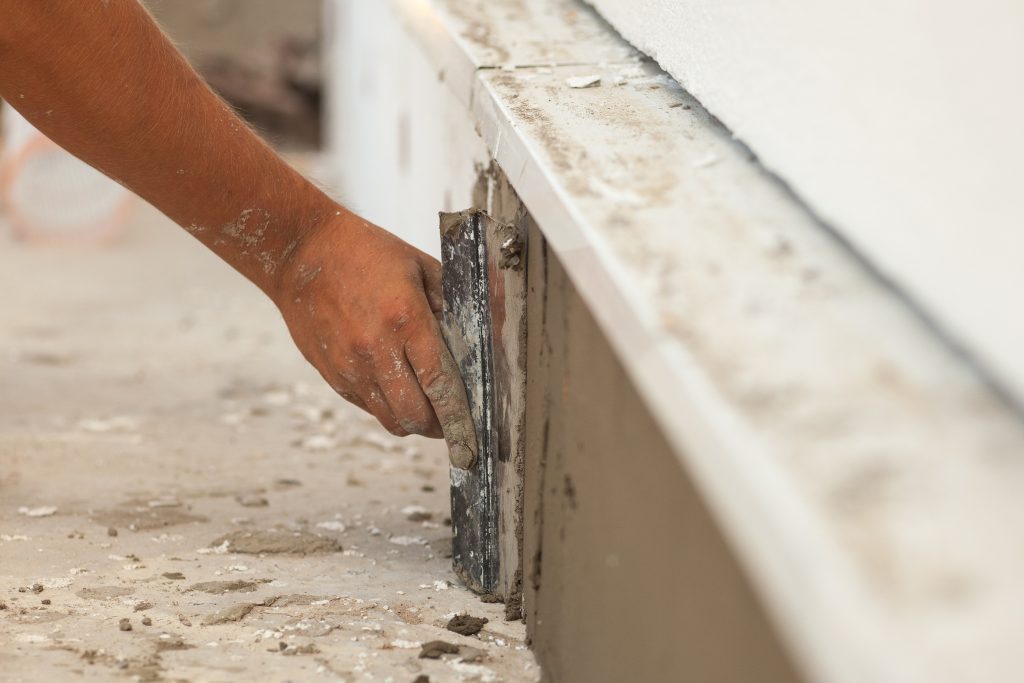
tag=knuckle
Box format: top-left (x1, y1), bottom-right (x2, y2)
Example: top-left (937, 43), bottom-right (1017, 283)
top-left (398, 416), bottom-right (429, 435)
top-left (396, 401), bottom-right (439, 434)
top-left (416, 363), bottom-right (448, 393)
top-left (336, 369), bottom-right (359, 385)
top-left (365, 387), bottom-right (385, 406)
top-left (347, 332), bottom-right (379, 360)
top-left (385, 304), bottom-right (415, 333)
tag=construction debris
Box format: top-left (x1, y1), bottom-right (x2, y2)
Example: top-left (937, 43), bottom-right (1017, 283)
top-left (565, 74), bottom-right (601, 89)
top-left (418, 640), bottom-right (460, 659)
top-left (446, 614), bottom-right (489, 636)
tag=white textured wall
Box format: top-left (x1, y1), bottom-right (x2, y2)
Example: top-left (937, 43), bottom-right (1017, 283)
top-left (323, 0), bottom-right (488, 258)
top-left (587, 0), bottom-right (1024, 402)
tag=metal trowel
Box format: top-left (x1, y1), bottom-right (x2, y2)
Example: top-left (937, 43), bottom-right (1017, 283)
top-left (439, 209), bottom-right (527, 598)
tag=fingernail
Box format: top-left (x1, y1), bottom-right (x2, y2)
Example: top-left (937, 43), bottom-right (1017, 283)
top-left (449, 442), bottom-right (476, 470)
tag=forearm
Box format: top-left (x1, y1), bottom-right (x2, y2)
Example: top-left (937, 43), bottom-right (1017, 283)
top-left (0, 0), bottom-right (338, 295)
top-left (0, 0), bottom-right (478, 457)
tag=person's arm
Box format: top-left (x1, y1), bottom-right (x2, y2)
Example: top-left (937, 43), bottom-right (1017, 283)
top-left (0, 0), bottom-right (476, 468)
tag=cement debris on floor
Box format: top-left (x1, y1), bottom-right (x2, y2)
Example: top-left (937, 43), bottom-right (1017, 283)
top-left (0, 203), bottom-right (539, 683)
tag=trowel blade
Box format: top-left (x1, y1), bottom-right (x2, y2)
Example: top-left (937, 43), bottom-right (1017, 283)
top-left (439, 209), bottom-right (499, 594)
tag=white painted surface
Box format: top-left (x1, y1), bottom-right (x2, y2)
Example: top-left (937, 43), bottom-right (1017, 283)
top-left (323, 0), bottom-right (489, 257)
top-left (586, 0), bottom-right (1024, 404)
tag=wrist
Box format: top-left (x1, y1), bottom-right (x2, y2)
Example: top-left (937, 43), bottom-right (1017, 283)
top-left (270, 201), bottom-right (356, 308)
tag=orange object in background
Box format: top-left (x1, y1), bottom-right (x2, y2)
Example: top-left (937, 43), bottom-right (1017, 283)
top-left (0, 104), bottom-right (134, 245)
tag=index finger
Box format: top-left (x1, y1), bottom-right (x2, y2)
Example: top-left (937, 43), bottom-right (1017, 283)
top-left (405, 316), bottom-right (478, 470)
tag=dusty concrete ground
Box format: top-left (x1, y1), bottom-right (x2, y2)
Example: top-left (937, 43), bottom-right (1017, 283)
top-left (0, 202), bottom-right (538, 682)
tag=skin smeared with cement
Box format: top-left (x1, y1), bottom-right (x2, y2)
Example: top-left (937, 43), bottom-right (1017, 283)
top-left (276, 216), bottom-right (478, 469)
top-left (431, 347), bottom-right (478, 469)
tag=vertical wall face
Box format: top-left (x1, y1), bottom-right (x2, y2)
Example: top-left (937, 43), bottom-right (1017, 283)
top-left (522, 225), bottom-right (803, 683)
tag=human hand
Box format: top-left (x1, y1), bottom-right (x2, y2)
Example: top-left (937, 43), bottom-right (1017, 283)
top-left (274, 210), bottom-right (477, 469)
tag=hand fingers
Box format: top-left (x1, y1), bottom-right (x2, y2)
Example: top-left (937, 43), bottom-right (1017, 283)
top-left (339, 380), bottom-right (410, 438)
top-left (330, 356), bottom-right (409, 436)
top-left (337, 389), bottom-right (368, 413)
top-left (405, 316), bottom-right (478, 469)
top-left (361, 383), bottom-right (409, 437)
top-left (419, 257), bottom-right (444, 316)
top-left (305, 346), bottom-right (373, 416)
top-left (376, 348), bottom-right (443, 438)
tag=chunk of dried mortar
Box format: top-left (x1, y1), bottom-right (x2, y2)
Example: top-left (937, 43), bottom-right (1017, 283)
top-left (565, 74), bottom-right (601, 89)
top-left (209, 529), bottom-right (342, 555)
top-left (446, 614), bottom-right (489, 636)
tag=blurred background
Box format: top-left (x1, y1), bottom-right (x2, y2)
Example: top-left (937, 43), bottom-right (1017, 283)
top-left (143, 0), bottom-right (323, 151)
top-left (0, 0), bottom-right (323, 246)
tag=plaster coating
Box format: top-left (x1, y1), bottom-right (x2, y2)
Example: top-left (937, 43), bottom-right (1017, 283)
top-left (523, 224), bottom-right (803, 683)
top-left (587, 0), bottom-right (1024, 404)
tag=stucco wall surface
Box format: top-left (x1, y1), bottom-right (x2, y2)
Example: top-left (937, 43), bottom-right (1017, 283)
top-left (523, 221), bottom-right (803, 683)
top-left (586, 0), bottom-right (1024, 403)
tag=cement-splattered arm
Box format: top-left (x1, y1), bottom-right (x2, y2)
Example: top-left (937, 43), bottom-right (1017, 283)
top-left (0, 0), bottom-right (476, 466)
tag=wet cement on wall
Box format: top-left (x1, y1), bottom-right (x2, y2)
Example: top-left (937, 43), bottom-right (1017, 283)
top-left (472, 163), bottom-right (530, 615)
top-left (522, 225), bottom-right (804, 683)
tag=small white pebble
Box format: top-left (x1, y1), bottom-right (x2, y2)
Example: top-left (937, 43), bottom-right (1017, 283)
top-left (692, 153), bottom-right (721, 169)
top-left (389, 536), bottom-right (428, 546)
top-left (17, 506), bottom-right (57, 518)
top-left (262, 391), bottom-right (292, 407)
top-left (566, 74), bottom-right (601, 89)
top-left (197, 541), bottom-right (230, 555)
top-left (390, 639), bottom-right (421, 649)
top-left (301, 434), bottom-right (337, 451)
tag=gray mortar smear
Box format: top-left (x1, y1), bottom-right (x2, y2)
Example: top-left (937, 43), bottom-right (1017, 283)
top-left (209, 529), bottom-right (343, 555)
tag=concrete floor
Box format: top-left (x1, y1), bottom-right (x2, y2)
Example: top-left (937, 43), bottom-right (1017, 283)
top-left (0, 202), bottom-right (538, 682)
